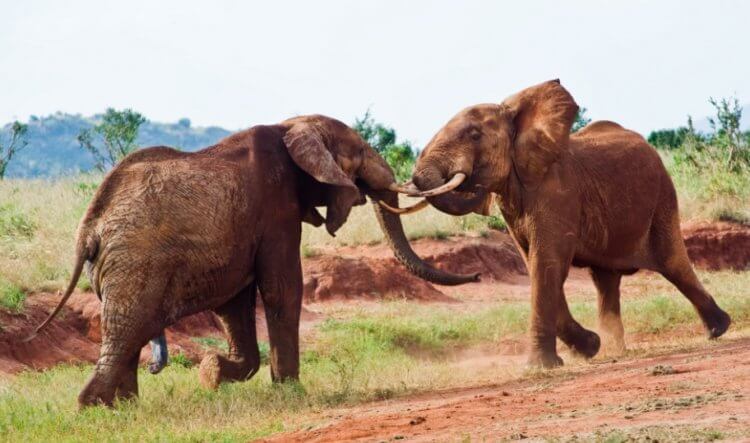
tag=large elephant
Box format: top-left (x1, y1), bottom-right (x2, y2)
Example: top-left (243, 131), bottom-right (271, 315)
top-left (31, 114), bottom-right (476, 407)
top-left (387, 80), bottom-right (731, 367)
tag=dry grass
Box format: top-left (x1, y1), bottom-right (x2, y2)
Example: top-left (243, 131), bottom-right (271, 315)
top-left (661, 151), bottom-right (750, 223)
top-left (0, 176), bottom-right (97, 293)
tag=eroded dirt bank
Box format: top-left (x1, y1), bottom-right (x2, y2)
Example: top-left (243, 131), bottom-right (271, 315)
top-left (0, 222), bottom-right (748, 374)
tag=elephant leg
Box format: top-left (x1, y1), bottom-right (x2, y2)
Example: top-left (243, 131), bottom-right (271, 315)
top-left (556, 290), bottom-right (601, 358)
top-left (651, 208), bottom-right (730, 338)
top-left (115, 353), bottom-right (140, 400)
top-left (79, 295), bottom-right (162, 408)
top-left (660, 259), bottom-right (730, 339)
top-left (148, 332), bottom-right (168, 374)
top-left (590, 267), bottom-right (626, 353)
top-left (199, 283), bottom-right (261, 390)
top-left (526, 242), bottom-right (576, 368)
top-left (257, 228), bottom-right (303, 382)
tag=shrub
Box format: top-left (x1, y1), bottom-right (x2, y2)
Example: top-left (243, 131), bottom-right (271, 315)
top-left (0, 279), bottom-right (26, 312)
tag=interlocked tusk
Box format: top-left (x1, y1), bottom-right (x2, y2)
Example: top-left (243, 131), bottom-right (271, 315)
top-left (414, 173), bottom-right (466, 197)
top-left (388, 182), bottom-right (421, 195)
top-left (377, 199), bottom-right (429, 215)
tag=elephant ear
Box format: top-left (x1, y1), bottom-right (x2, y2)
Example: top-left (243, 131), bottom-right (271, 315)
top-left (283, 121), bottom-right (360, 236)
top-left (504, 79), bottom-right (578, 187)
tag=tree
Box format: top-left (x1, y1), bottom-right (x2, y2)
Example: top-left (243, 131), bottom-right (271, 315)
top-left (0, 121), bottom-right (29, 179)
top-left (571, 107), bottom-right (591, 133)
top-left (647, 127), bottom-right (691, 150)
top-left (77, 108), bottom-right (146, 171)
top-left (707, 96), bottom-right (748, 169)
top-left (353, 110), bottom-right (416, 181)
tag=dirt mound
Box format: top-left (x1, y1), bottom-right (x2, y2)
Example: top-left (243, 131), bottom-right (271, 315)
top-left (302, 236), bottom-right (526, 302)
top-left (303, 256), bottom-right (453, 302)
top-left (424, 240), bottom-right (527, 281)
top-left (683, 221), bottom-right (750, 270)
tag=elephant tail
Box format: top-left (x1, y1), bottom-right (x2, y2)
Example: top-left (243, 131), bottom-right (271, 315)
top-left (24, 235), bottom-right (97, 342)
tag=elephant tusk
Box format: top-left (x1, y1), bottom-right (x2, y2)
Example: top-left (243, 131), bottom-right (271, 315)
top-left (414, 173), bottom-right (466, 197)
top-left (388, 182), bottom-right (421, 196)
top-left (377, 199), bottom-right (429, 215)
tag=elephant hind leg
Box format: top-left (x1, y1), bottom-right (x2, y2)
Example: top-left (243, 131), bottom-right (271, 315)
top-left (660, 258), bottom-right (730, 338)
top-left (115, 353), bottom-right (140, 400)
top-left (199, 283), bottom-right (261, 390)
top-left (79, 299), bottom-right (162, 408)
top-left (650, 192), bottom-right (731, 338)
top-left (556, 291), bottom-right (601, 359)
top-left (590, 267), bottom-right (626, 354)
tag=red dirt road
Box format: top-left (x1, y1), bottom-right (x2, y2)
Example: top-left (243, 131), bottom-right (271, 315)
top-left (265, 336), bottom-right (750, 442)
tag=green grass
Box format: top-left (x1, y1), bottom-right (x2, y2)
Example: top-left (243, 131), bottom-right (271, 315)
top-left (0, 277), bottom-right (25, 313)
top-left (2, 275), bottom-right (749, 442)
top-left (662, 150), bottom-right (750, 223)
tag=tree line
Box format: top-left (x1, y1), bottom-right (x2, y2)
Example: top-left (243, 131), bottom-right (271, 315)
top-left (1, 98), bottom-right (747, 180)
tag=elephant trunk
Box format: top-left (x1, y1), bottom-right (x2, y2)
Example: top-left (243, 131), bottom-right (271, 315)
top-left (370, 189), bottom-right (480, 285)
top-left (413, 163), bottom-right (485, 216)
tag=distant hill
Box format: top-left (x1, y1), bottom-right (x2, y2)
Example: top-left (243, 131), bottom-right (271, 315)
top-left (1, 113), bottom-right (233, 178)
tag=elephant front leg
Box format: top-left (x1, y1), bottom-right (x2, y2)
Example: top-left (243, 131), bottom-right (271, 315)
top-left (199, 284), bottom-right (261, 389)
top-left (526, 241), bottom-right (575, 369)
top-left (257, 233), bottom-right (303, 382)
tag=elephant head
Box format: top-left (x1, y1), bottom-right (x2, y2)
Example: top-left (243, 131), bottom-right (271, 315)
top-left (280, 115), bottom-right (479, 285)
top-left (392, 80), bottom-right (578, 216)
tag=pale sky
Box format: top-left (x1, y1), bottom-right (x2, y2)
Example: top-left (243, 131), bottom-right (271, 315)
top-left (2, 0), bottom-right (748, 145)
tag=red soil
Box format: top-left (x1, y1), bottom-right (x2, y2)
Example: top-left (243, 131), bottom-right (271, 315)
top-left (264, 337), bottom-right (750, 442)
top-left (683, 221), bottom-right (750, 271)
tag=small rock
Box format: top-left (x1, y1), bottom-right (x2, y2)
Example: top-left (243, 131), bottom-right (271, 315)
top-left (409, 416), bottom-right (426, 426)
top-left (650, 365), bottom-right (677, 376)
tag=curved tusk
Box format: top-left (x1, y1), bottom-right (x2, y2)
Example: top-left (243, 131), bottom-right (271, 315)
top-left (388, 182), bottom-right (421, 195)
top-left (377, 199), bottom-right (429, 215)
top-left (415, 173), bottom-right (466, 197)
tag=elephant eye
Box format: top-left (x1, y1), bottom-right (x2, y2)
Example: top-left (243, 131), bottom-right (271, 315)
top-left (469, 129), bottom-right (482, 141)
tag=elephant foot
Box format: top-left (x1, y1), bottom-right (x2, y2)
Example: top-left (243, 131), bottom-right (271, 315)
top-left (78, 377), bottom-right (118, 408)
top-left (600, 334), bottom-right (627, 356)
top-left (703, 308), bottom-right (731, 339)
top-left (527, 351), bottom-right (563, 369)
top-left (199, 353), bottom-right (258, 390)
top-left (567, 329), bottom-right (601, 359)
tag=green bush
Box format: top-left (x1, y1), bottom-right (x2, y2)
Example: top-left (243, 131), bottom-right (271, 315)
top-left (0, 279), bottom-right (26, 312)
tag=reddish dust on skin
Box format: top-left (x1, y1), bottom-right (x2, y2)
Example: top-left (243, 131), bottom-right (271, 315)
top-left (0, 222), bottom-right (748, 375)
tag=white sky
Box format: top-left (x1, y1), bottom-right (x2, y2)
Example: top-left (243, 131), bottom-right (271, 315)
top-left (1, 0), bottom-right (748, 145)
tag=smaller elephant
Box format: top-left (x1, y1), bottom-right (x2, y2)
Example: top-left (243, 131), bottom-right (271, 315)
top-left (386, 80), bottom-right (731, 367)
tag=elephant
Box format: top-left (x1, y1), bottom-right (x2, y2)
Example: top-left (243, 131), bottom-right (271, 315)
top-left (31, 114), bottom-right (477, 407)
top-left (385, 80), bottom-right (731, 367)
